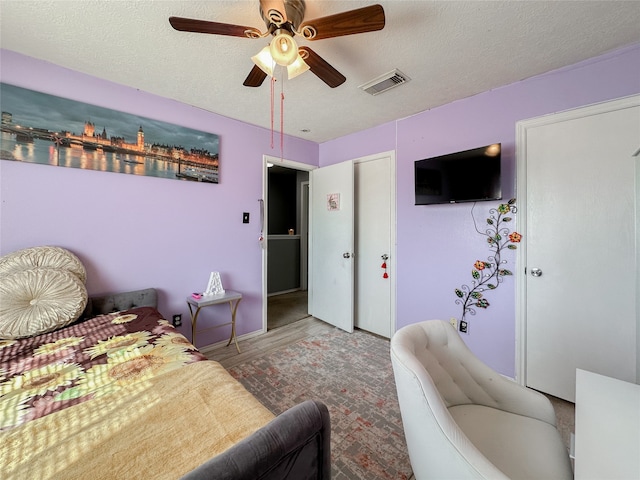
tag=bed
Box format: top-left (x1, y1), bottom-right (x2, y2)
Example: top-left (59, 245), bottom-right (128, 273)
top-left (0, 247), bottom-right (330, 480)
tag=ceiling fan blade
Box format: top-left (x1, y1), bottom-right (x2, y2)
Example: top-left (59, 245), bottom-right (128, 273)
top-left (260, 0), bottom-right (288, 24)
top-left (299, 47), bottom-right (346, 88)
top-left (299, 4), bottom-right (385, 41)
top-left (243, 65), bottom-right (268, 87)
top-left (169, 16), bottom-right (261, 38)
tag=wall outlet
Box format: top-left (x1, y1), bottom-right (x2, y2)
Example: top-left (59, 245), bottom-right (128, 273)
top-left (449, 318), bottom-right (457, 330)
top-left (172, 314), bottom-right (182, 327)
top-left (242, 212), bottom-right (250, 223)
top-left (459, 320), bottom-right (468, 334)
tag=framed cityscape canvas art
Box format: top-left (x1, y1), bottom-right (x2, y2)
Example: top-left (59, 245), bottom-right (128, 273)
top-left (0, 83), bottom-right (220, 183)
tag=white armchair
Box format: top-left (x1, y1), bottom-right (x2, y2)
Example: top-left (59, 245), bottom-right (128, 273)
top-left (390, 320), bottom-right (573, 480)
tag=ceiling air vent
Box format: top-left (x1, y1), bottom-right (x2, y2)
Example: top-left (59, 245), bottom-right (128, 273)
top-left (359, 69), bottom-right (410, 96)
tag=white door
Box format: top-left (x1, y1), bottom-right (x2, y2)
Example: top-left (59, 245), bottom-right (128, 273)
top-left (519, 96), bottom-right (639, 402)
top-left (309, 161), bottom-right (354, 332)
top-left (355, 155), bottom-right (393, 337)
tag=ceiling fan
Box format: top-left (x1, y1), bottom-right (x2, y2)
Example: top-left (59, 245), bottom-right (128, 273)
top-left (169, 0), bottom-right (385, 88)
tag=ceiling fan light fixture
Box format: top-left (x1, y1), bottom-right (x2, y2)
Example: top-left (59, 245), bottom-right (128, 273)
top-left (270, 32), bottom-right (298, 66)
top-left (251, 45), bottom-right (275, 76)
top-left (287, 54), bottom-right (310, 79)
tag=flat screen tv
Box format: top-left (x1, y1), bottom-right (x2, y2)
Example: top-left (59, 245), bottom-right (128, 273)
top-left (415, 143), bottom-right (502, 205)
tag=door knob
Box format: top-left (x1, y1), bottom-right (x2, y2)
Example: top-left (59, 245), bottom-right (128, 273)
top-left (343, 252), bottom-right (351, 259)
top-left (530, 268), bottom-right (543, 277)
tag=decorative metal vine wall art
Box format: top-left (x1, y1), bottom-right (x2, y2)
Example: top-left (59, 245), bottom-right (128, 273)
top-left (455, 198), bottom-right (521, 324)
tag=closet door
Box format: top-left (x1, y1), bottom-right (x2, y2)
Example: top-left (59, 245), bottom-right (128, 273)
top-left (354, 153), bottom-right (394, 338)
top-left (518, 96), bottom-right (639, 402)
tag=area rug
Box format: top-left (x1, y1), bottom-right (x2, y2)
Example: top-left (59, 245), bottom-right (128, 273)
top-left (227, 328), bottom-right (413, 480)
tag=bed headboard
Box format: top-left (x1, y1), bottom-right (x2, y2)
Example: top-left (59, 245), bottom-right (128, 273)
top-left (83, 288), bottom-right (158, 318)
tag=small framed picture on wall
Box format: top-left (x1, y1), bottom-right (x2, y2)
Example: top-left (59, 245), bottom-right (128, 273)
top-left (327, 193), bottom-right (340, 211)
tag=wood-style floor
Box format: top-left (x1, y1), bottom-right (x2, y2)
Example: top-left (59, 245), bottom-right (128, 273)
top-left (203, 316), bottom-right (334, 369)
top-left (267, 290), bottom-right (310, 331)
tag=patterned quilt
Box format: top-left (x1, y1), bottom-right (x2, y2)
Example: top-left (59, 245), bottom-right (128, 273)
top-left (0, 307), bottom-right (206, 431)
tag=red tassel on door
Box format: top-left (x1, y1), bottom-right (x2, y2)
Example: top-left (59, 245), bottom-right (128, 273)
top-left (381, 260), bottom-right (388, 279)
top-left (381, 262), bottom-right (387, 269)
top-left (383, 272), bottom-right (389, 279)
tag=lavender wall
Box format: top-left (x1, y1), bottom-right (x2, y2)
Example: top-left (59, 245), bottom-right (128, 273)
top-left (320, 43), bottom-right (640, 377)
top-left (3, 44), bottom-right (639, 374)
top-left (0, 49), bottom-right (319, 349)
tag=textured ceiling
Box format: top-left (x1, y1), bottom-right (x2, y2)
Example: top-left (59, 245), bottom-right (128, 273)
top-left (1, 0), bottom-right (639, 143)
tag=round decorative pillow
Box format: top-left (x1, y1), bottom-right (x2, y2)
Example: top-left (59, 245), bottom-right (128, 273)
top-left (0, 246), bottom-right (86, 283)
top-left (0, 267), bottom-right (88, 339)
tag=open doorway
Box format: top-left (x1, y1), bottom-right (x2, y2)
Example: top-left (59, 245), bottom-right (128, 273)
top-left (262, 151), bottom-right (396, 336)
top-left (265, 161), bottom-right (312, 330)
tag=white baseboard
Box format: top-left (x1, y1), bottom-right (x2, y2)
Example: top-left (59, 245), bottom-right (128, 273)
top-left (198, 327), bottom-right (265, 355)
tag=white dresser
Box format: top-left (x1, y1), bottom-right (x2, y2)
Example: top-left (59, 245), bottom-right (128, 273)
top-left (575, 369), bottom-right (640, 479)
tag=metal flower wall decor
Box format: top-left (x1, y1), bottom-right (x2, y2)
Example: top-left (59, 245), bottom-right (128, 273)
top-left (455, 199), bottom-right (520, 324)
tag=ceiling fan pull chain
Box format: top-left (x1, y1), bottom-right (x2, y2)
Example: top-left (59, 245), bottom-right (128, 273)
top-left (280, 82), bottom-right (285, 160)
top-left (270, 76), bottom-right (276, 149)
